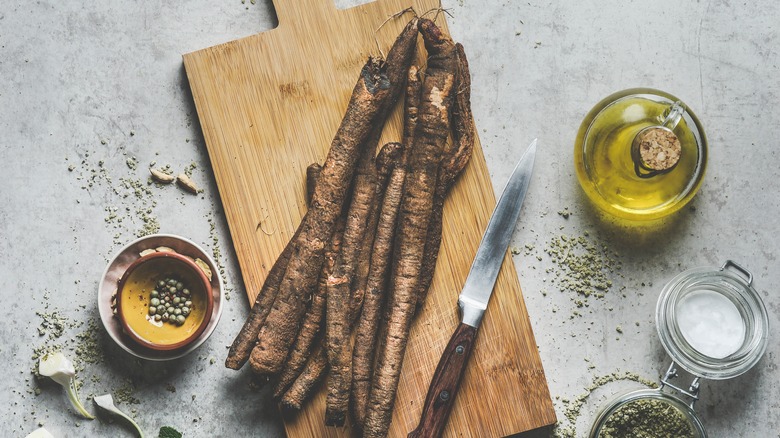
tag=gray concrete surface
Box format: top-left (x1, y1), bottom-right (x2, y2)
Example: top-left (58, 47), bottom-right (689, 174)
top-left (1, 0), bottom-right (778, 437)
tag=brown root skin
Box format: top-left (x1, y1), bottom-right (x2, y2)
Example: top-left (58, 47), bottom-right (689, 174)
top-left (416, 42), bottom-right (474, 313)
top-left (401, 66), bottom-right (422, 160)
top-left (279, 343), bottom-right (329, 413)
top-left (324, 18), bottom-right (419, 427)
top-left (249, 18), bottom-right (418, 374)
top-left (447, 44), bottom-right (474, 182)
top-left (294, 143), bottom-right (401, 422)
top-left (325, 112), bottom-right (383, 428)
top-left (272, 217), bottom-right (344, 399)
top-left (226, 218), bottom-right (302, 370)
top-left (350, 142), bottom-right (402, 322)
top-left (226, 160), bottom-right (324, 371)
top-left (351, 68), bottom-right (421, 429)
top-left (286, 257), bottom-right (373, 418)
top-left (363, 18), bottom-right (458, 438)
top-left (375, 142), bottom-right (403, 177)
top-left (249, 56), bottom-right (395, 376)
top-left (350, 165), bottom-right (405, 428)
top-left (265, 18), bottom-right (420, 418)
top-left (306, 163), bottom-right (322, 205)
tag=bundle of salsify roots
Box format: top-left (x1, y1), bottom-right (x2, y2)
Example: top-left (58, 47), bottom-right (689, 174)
top-left (225, 15), bottom-right (474, 438)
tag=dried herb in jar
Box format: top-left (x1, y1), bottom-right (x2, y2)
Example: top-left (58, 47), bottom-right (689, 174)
top-left (598, 398), bottom-right (695, 438)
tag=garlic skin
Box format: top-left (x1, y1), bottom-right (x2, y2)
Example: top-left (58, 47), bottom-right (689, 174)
top-left (94, 393), bottom-right (145, 438)
top-left (38, 352), bottom-right (95, 420)
top-left (25, 427), bottom-right (54, 438)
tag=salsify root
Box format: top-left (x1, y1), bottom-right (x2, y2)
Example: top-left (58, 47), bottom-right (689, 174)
top-left (279, 343), bottom-right (329, 413)
top-left (363, 18), bottom-right (459, 438)
top-left (273, 214), bottom-right (344, 399)
top-left (249, 56), bottom-right (394, 376)
top-left (351, 66), bottom-right (421, 430)
top-left (324, 18), bottom-right (420, 427)
top-left (415, 41), bottom-right (474, 312)
top-left (225, 163), bottom-right (322, 370)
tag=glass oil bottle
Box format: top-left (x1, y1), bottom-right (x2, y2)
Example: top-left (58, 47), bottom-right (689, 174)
top-left (575, 88), bottom-right (707, 221)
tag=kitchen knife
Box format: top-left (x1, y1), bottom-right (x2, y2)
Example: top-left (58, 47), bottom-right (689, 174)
top-left (408, 139), bottom-right (537, 438)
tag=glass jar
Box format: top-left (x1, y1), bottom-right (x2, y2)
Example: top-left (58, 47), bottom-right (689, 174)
top-left (588, 261), bottom-right (769, 438)
top-left (589, 388), bottom-right (706, 438)
top-left (574, 88), bottom-right (707, 221)
top-left (656, 260), bottom-right (769, 379)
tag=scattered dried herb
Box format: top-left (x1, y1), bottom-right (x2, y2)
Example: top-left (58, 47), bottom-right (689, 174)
top-left (67, 145), bottom-right (202, 246)
top-left (36, 311), bottom-right (70, 340)
top-left (184, 161), bottom-right (197, 177)
top-left (74, 319), bottom-right (105, 366)
top-left (207, 214), bottom-right (230, 300)
top-left (113, 380), bottom-right (140, 406)
top-left (543, 233), bottom-right (622, 307)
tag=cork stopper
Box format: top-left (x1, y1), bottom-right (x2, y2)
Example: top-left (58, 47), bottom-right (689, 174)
top-left (632, 127), bottom-right (681, 172)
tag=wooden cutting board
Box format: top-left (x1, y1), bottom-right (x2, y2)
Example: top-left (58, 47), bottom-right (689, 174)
top-left (183, 0), bottom-right (556, 436)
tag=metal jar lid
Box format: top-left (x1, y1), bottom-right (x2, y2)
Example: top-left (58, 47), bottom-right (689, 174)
top-left (588, 388), bottom-right (707, 438)
top-left (656, 260), bottom-right (769, 380)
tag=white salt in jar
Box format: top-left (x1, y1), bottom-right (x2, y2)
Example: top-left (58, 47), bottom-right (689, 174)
top-left (656, 260), bottom-right (768, 379)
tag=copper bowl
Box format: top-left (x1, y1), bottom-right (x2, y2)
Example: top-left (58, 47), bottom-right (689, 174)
top-left (116, 251), bottom-right (214, 351)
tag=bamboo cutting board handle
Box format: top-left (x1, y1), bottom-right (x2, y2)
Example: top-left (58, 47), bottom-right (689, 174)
top-left (272, 0), bottom-right (337, 26)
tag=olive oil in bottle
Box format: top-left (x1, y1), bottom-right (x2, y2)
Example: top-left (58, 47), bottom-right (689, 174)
top-left (575, 88), bottom-right (707, 221)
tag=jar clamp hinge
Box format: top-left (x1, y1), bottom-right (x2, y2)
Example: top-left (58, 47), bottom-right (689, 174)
top-left (660, 362), bottom-right (701, 409)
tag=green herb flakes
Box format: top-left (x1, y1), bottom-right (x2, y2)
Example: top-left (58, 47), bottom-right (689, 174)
top-left (598, 399), bottom-right (694, 438)
top-left (544, 233), bottom-right (621, 304)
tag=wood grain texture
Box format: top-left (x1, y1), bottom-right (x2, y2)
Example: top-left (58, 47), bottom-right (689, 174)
top-left (182, 0), bottom-right (556, 436)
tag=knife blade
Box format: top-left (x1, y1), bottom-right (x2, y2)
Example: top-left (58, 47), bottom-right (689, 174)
top-left (408, 139), bottom-right (537, 438)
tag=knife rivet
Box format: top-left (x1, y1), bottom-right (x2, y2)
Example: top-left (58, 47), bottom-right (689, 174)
top-left (456, 345), bottom-right (465, 355)
top-left (439, 391), bottom-right (450, 401)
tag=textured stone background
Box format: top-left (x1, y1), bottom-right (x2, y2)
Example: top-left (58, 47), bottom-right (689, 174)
top-left (1, 0), bottom-right (777, 436)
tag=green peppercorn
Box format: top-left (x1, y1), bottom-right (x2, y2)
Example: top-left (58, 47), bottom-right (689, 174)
top-left (148, 275), bottom-right (194, 326)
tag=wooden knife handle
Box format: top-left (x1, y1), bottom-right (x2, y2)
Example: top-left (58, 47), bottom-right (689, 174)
top-left (408, 322), bottom-right (478, 438)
